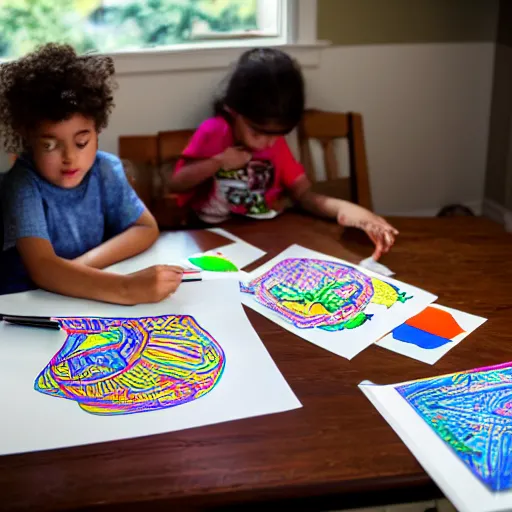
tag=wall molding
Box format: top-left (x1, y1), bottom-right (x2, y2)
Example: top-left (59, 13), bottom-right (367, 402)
top-left (483, 198), bottom-right (512, 232)
top-left (380, 200), bottom-right (483, 218)
top-left (112, 42), bottom-right (328, 75)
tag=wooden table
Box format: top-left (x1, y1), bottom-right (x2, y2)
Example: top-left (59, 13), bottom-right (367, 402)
top-left (1, 213), bottom-right (511, 512)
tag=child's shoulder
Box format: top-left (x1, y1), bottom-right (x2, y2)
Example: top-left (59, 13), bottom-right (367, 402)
top-left (196, 116), bottom-right (231, 136)
top-left (95, 151), bottom-right (125, 180)
top-left (93, 151), bottom-right (137, 203)
top-left (183, 117), bottom-right (232, 157)
top-left (96, 150), bottom-right (123, 169)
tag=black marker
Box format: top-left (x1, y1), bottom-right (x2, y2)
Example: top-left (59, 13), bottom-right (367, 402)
top-left (0, 314), bottom-right (61, 330)
top-left (0, 271), bottom-right (202, 330)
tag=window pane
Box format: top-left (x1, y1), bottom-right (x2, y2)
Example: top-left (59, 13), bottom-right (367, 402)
top-left (0, 0), bottom-right (259, 58)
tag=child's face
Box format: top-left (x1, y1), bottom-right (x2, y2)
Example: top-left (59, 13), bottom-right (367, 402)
top-left (29, 114), bottom-right (98, 189)
top-left (232, 113), bottom-right (284, 152)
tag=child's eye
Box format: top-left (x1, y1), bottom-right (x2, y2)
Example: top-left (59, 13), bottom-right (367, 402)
top-left (42, 140), bottom-right (57, 152)
top-left (76, 140), bottom-right (89, 149)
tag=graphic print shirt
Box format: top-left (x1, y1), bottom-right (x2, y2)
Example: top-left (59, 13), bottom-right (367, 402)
top-left (174, 116), bottom-right (305, 224)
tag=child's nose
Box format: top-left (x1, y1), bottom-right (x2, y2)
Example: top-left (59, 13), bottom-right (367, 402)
top-left (62, 146), bottom-right (76, 163)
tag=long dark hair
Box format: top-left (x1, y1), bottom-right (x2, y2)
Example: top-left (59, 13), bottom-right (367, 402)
top-left (214, 48), bottom-right (305, 134)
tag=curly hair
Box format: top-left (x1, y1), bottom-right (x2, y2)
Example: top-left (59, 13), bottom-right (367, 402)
top-left (0, 43), bottom-right (117, 153)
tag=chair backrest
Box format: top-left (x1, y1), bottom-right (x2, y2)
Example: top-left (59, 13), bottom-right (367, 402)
top-left (118, 135), bottom-right (159, 166)
top-left (118, 135), bottom-right (159, 208)
top-left (298, 109), bottom-right (373, 210)
top-left (157, 129), bottom-right (195, 196)
top-left (158, 129), bottom-right (195, 165)
top-left (118, 130), bottom-right (195, 228)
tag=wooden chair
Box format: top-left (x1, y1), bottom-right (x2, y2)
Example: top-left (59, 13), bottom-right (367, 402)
top-left (118, 135), bottom-right (159, 167)
top-left (158, 130), bottom-right (195, 165)
top-left (157, 129), bottom-right (195, 194)
top-left (298, 109), bottom-right (373, 210)
top-left (118, 130), bottom-right (195, 228)
top-left (118, 135), bottom-right (158, 208)
top-left (154, 129), bottom-right (195, 227)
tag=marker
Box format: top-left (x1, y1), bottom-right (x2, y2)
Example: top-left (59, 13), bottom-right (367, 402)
top-left (182, 276), bottom-right (202, 282)
top-left (182, 268), bottom-right (202, 282)
top-left (0, 314), bottom-right (60, 330)
top-left (0, 272), bottom-right (203, 330)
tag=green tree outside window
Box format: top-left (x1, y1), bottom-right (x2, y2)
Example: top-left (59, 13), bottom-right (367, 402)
top-left (0, 0), bottom-right (258, 58)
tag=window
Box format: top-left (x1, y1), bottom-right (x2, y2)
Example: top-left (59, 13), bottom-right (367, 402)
top-left (0, 0), bottom-right (291, 59)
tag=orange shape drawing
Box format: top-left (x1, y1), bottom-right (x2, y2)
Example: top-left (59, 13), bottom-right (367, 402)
top-left (405, 307), bottom-right (464, 339)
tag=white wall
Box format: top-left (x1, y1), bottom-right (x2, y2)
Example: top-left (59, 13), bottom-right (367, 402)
top-left (305, 43), bottom-right (494, 215)
top-left (100, 42), bottom-right (494, 216)
top-left (2, 43), bottom-right (495, 216)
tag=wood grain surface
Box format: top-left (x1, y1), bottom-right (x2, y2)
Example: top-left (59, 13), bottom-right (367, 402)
top-left (1, 213), bottom-right (510, 512)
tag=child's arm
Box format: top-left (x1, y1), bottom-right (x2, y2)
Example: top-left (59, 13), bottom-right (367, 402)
top-left (168, 117), bottom-right (251, 193)
top-left (73, 153), bottom-right (161, 270)
top-left (168, 148), bottom-right (251, 193)
top-left (168, 158), bottom-right (221, 193)
top-left (289, 175), bottom-right (398, 260)
top-left (17, 237), bottom-right (183, 305)
top-left (74, 208), bottom-right (158, 269)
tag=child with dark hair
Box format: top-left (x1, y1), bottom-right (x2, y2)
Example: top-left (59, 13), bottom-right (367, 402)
top-left (0, 43), bottom-right (183, 302)
top-left (169, 48), bottom-right (398, 259)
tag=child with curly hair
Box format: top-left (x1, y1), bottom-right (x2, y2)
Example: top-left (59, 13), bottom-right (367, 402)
top-left (0, 43), bottom-right (183, 303)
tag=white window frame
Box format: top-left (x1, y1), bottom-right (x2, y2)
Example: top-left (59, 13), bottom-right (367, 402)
top-left (109, 0), bottom-right (326, 75)
top-left (190, 0), bottom-right (282, 41)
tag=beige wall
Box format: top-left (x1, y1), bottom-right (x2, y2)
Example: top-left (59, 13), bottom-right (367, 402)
top-left (317, 0), bottom-right (499, 45)
top-left (102, 41), bottom-right (494, 215)
top-left (485, 0), bottom-right (512, 212)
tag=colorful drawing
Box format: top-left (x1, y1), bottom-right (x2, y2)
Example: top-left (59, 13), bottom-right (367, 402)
top-left (396, 362), bottom-right (512, 492)
top-left (188, 251), bottom-right (238, 272)
top-left (35, 316), bottom-right (225, 415)
top-left (241, 258), bottom-right (411, 331)
top-left (392, 306), bottom-right (465, 349)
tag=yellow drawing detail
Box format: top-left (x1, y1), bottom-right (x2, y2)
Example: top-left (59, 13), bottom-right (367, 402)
top-left (370, 278), bottom-right (400, 308)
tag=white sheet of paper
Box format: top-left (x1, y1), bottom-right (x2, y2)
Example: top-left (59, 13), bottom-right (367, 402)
top-left (207, 227), bottom-right (266, 268)
top-left (241, 245), bottom-right (437, 360)
top-left (106, 229), bottom-right (266, 277)
top-left (190, 267), bottom-right (245, 281)
top-left (0, 280), bottom-right (301, 455)
top-left (184, 247), bottom-right (262, 282)
top-left (209, 241), bottom-right (265, 270)
top-left (104, 231), bottom-right (191, 275)
top-left (359, 380), bottom-right (512, 512)
top-left (377, 304), bottom-right (487, 365)
top-left (359, 256), bottom-right (395, 277)
top-left (182, 251), bottom-right (240, 280)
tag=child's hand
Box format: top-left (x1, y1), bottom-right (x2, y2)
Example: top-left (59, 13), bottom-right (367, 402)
top-left (337, 205), bottom-right (398, 260)
top-left (123, 265), bottom-right (183, 304)
top-left (214, 147), bottom-right (251, 171)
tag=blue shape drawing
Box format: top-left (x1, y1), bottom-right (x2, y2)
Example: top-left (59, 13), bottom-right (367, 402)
top-left (396, 362), bottom-right (512, 492)
top-left (392, 324), bottom-right (453, 349)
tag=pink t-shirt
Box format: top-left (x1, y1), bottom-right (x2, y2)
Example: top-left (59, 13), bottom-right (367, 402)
top-left (174, 116), bottom-right (305, 223)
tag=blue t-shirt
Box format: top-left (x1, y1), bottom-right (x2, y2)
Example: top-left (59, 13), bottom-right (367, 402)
top-left (0, 151), bottom-right (145, 295)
